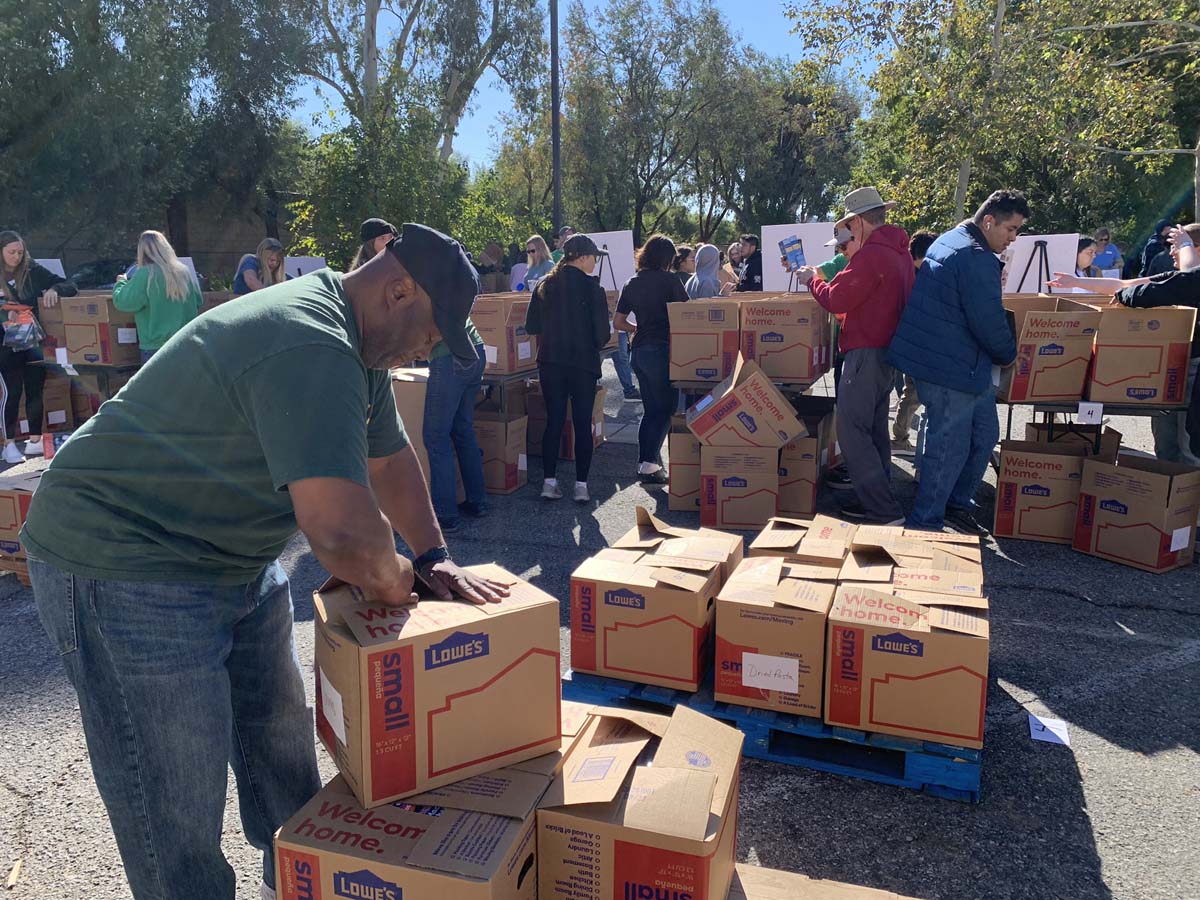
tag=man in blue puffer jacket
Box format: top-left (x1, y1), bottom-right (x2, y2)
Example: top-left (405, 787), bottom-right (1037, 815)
top-left (888, 189), bottom-right (1031, 534)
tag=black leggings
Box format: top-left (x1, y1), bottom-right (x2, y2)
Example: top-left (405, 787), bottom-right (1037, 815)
top-left (538, 362), bottom-right (599, 482)
top-left (1, 354), bottom-right (45, 439)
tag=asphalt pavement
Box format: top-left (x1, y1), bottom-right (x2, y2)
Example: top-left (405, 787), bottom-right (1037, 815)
top-left (1, 361), bottom-right (1198, 899)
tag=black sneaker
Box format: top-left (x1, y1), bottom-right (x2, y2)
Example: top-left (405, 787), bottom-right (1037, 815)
top-left (840, 499), bottom-right (868, 520)
top-left (438, 518), bottom-right (460, 534)
top-left (639, 468), bottom-right (669, 485)
top-left (826, 468), bottom-right (854, 491)
top-left (946, 505), bottom-right (991, 536)
top-left (623, 387), bottom-right (641, 400)
top-left (458, 501), bottom-right (487, 518)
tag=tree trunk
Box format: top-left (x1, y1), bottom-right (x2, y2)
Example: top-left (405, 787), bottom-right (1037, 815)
top-left (166, 194), bottom-right (189, 256)
top-left (362, 0), bottom-right (380, 117)
top-left (954, 158), bottom-right (972, 222)
top-left (263, 179), bottom-right (281, 240)
top-left (633, 199), bottom-right (646, 247)
top-left (437, 70), bottom-right (464, 162)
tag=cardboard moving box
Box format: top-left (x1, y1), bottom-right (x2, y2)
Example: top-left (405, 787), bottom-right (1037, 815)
top-left (747, 515), bottom-right (855, 571)
top-left (729, 863), bottom-right (923, 900)
top-left (275, 767), bottom-right (548, 900)
top-left (612, 507), bottom-right (744, 583)
top-left (999, 297), bottom-right (1101, 402)
top-left (739, 296), bottom-right (829, 383)
top-left (60, 294), bottom-right (140, 366)
top-left (1024, 422), bottom-right (1122, 459)
top-left (0, 469), bottom-right (41, 558)
top-left (475, 413), bottom-right (529, 494)
top-left (686, 355), bottom-right (804, 448)
top-left (474, 294), bottom-right (539, 375)
top-left (700, 445), bottom-right (779, 529)
top-left (824, 584), bottom-right (990, 749)
top-left (994, 441), bottom-right (1091, 544)
top-left (715, 556), bottom-right (834, 716)
top-left (314, 563), bottom-right (561, 807)
top-left (669, 298), bottom-right (741, 382)
top-left (1073, 453), bottom-right (1200, 573)
top-left (537, 705), bottom-right (743, 900)
top-left (1087, 305), bottom-right (1196, 405)
top-left (668, 415), bottom-right (701, 512)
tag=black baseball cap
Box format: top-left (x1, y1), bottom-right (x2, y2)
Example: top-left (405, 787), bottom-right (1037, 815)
top-left (557, 225), bottom-right (575, 237)
top-left (360, 218), bottom-right (397, 243)
top-left (561, 234), bottom-right (608, 259)
top-left (386, 223), bottom-right (480, 362)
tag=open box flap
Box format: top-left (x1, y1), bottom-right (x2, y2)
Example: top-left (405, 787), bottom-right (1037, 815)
top-left (619, 766), bottom-right (716, 842)
top-left (594, 547), bottom-right (647, 566)
top-left (651, 567), bottom-right (713, 593)
top-left (405, 766), bottom-right (551, 820)
top-left (543, 714), bottom-right (654, 808)
top-left (652, 706), bottom-right (743, 816)
top-left (839, 550), bottom-right (894, 583)
top-left (926, 604), bottom-right (990, 638)
top-left (773, 579), bottom-right (837, 613)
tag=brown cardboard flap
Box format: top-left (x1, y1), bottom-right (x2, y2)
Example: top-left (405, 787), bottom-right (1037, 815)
top-left (930, 548), bottom-right (983, 575)
top-left (734, 555), bottom-right (785, 583)
top-left (405, 767), bottom-right (551, 820)
top-left (892, 568), bottom-right (984, 598)
top-left (657, 536), bottom-right (735, 562)
top-left (781, 562), bottom-right (842, 582)
top-left (594, 547), bottom-right (647, 566)
top-left (839, 550), bottom-right (894, 583)
top-left (653, 706), bottom-right (743, 815)
top-left (613, 529), bottom-right (664, 550)
top-left (548, 715), bottom-right (653, 807)
top-left (584, 707), bottom-right (672, 738)
top-left (830, 586), bottom-right (929, 629)
top-left (936, 542), bottom-right (983, 563)
top-left (636, 506), bottom-right (690, 537)
top-left (893, 590), bottom-right (989, 611)
top-left (902, 529), bottom-right (980, 546)
top-left (405, 810), bottom-right (522, 880)
top-left (344, 599), bottom-right (482, 647)
top-left (751, 527), bottom-right (806, 551)
top-left (561, 699), bottom-right (595, 738)
top-left (651, 567), bottom-right (712, 593)
top-left (927, 605), bottom-right (990, 638)
top-left (573, 556), bottom-right (656, 589)
top-left (730, 863), bottom-right (922, 899)
top-left (773, 579), bottom-right (836, 613)
top-left (620, 766), bottom-right (716, 841)
top-left (806, 514), bottom-right (858, 542)
top-left (848, 525), bottom-right (906, 547)
top-left (794, 536), bottom-right (849, 564)
top-left (771, 516), bottom-right (815, 528)
top-left (646, 555), bottom-right (721, 573)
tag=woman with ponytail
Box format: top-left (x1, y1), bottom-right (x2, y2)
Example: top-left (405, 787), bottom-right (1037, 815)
top-left (112, 230), bottom-right (201, 363)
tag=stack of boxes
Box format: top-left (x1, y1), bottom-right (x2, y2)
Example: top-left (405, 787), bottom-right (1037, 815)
top-left (275, 558), bottom-right (747, 900)
top-left (0, 469), bottom-right (40, 583)
top-left (472, 294), bottom-right (538, 377)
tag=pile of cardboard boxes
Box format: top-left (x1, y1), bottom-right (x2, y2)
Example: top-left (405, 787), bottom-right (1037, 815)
top-left (668, 354), bottom-right (837, 527)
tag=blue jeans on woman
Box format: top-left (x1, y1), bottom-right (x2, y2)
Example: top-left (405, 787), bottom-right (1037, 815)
top-left (29, 557), bottom-right (321, 900)
top-left (423, 344), bottom-right (487, 527)
top-left (907, 381), bottom-right (999, 530)
top-left (614, 331), bottom-right (636, 394)
top-left (631, 341), bottom-right (676, 466)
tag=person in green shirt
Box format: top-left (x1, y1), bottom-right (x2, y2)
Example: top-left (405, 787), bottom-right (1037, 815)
top-left (112, 230), bottom-right (202, 363)
top-left (22, 223), bottom-right (508, 900)
top-left (550, 224), bottom-right (575, 263)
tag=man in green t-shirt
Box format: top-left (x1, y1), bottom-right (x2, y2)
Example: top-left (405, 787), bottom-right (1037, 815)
top-left (22, 223), bottom-right (507, 900)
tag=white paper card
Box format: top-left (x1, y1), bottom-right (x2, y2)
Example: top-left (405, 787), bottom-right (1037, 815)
top-left (484, 345), bottom-right (498, 365)
top-left (319, 667), bottom-right (347, 745)
top-left (1028, 713), bottom-right (1071, 747)
top-left (1101, 268), bottom-right (1121, 279)
top-left (55, 348), bottom-right (68, 366)
top-left (1170, 526), bottom-right (1190, 552)
top-left (1077, 402), bottom-right (1103, 424)
top-left (63, 364), bottom-right (78, 376)
top-left (117, 328), bottom-right (138, 344)
top-left (593, 423), bottom-right (603, 437)
top-left (518, 341), bottom-right (532, 360)
top-left (47, 410), bottom-right (67, 425)
top-left (517, 453), bottom-right (528, 472)
top-left (18, 420), bottom-right (28, 434)
top-left (991, 365), bottom-right (1001, 388)
top-left (741, 653), bottom-right (800, 693)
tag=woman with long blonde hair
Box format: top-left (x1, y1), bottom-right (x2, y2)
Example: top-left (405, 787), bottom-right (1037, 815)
top-left (112, 230), bottom-right (201, 364)
top-left (233, 238), bottom-right (286, 295)
top-left (0, 230), bottom-right (78, 462)
top-left (523, 234), bottom-right (553, 286)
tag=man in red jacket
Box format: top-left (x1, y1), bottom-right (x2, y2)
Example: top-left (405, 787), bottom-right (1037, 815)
top-left (797, 187), bottom-right (914, 523)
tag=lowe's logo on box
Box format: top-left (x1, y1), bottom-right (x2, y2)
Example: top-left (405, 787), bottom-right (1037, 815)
top-left (708, 309), bottom-right (726, 322)
top-left (1100, 499), bottom-right (1128, 515)
top-left (334, 869), bottom-right (401, 900)
top-left (761, 332), bottom-right (785, 343)
top-left (696, 367), bottom-right (718, 378)
top-left (424, 630), bottom-right (490, 670)
top-left (736, 411), bottom-right (758, 433)
top-left (1039, 343), bottom-right (1065, 356)
top-left (722, 476), bottom-right (748, 488)
top-left (1127, 387), bottom-right (1158, 400)
top-left (872, 632), bottom-right (924, 657)
top-left (1021, 485), bottom-right (1051, 497)
top-left (605, 587), bottom-right (646, 609)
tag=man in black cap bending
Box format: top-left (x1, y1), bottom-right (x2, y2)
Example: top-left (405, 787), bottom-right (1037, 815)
top-left (21, 224), bottom-right (509, 900)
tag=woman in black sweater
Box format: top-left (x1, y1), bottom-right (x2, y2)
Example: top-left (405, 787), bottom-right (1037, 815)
top-left (0, 232), bottom-right (77, 463)
top-left (524, 234), bottom-right (611, 502)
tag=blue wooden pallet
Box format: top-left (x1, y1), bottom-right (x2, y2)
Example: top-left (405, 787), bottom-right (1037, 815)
top-left (561, 669), bottom-right (982, 803)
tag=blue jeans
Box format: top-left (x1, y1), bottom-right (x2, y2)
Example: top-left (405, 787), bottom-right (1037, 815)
top-left (423, 344), bottom-right (487, 524)
top-left (30, 558), bottom-right (321, 899)
top-left (614, 331), bottom-right (635, 393)
top-left (908, 381), bottom-right (999, 530)
top-left (631, 341), bottom-right (676, 465)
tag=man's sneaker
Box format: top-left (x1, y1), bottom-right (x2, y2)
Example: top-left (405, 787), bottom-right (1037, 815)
top-left (890, 438), bottom-right (915, 457)
top-left (541, 479), bottom-right (563, 500)
top-left (839, 499), bottom-right (868, 520)
top-left (2, 443), bottom-right (23, 465)
top-left (574, 483), bottom-right (590, 503)
top-left (639, 468), bottom-right (669, 485)
top-left (623, 387), bottom-right (641, 400)
top-left (438, 518), bottom-right (459, 534)
top-left (458, 501), bottom-right (487, 518)
top-left (946, 505), bottom-right (991, 536)
top-left (826, 468), bottom-right (854, 490)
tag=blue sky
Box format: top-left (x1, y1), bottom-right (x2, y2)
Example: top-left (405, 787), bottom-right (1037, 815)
top-left (294, 1), bottom-right (806, 167)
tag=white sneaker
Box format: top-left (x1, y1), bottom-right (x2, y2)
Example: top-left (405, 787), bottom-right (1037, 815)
top-left (574, 483), bottom-right (590, 503)
top-left (541, 479), bottom-right (562, 500)
top-left (24, 438), bottom-right (44, 456)
top-left (2, 443), bottom-right (23, 464)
